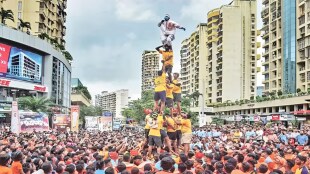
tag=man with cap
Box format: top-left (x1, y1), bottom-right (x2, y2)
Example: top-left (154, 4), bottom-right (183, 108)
top-left (158, 14), bottom-right (185, 46)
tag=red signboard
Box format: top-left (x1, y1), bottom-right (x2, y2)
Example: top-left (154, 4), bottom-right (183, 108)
top-left (34, 86), bottom-right (47, 92)
top-left (0, 44), bottom-right (11, 73)
top-left (0, 79), bottom-right (11, 87)
top-left (272, 114), bottom-right (280, 120)
top-left (292, 110), bottom-right (310, 115)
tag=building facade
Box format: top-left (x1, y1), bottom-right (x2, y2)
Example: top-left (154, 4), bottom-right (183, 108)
top-left (180, 24), bottom-right (208, 107)
top-left (141, 50), bottom-right (159, 93)
top-left (261, 0), bottom-right (308, 94)
top-left (96, 90), bottom-right (129, 118)
top-left (0, 25), bottom-right (72, 116)
top-left (219, 0), bottom-right (257, 103)
top-left (2, 0), bottom-right (67, 45)
top-left (70, 78), bottom-right (91, 107)
top-left (296, 0), bottom-right (310, 92)
top-left (181, 0), bottom-right (257, 107)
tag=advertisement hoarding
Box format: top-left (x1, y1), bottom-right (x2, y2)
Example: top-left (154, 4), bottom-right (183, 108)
top-left (71, 105), bottom-right (80, 132)
top-left (0, 43), bottom-right (43, 83)
top-left (53, 114), bottom-right (71, 131)
top-left (85, 116), bottom-right (99, 130)
top-left (20, 112), bottom-right (49, 132)
top-left (11, 101), bottom-right (20, 134)
top-left (98, 116), bottom-right (112, 131)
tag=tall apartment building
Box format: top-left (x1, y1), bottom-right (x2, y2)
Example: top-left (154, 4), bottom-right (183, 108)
top-left (180, 24), bottom-right (208, 107)
top-left (2, 0), bottom-right (67, 45)
top-left (296, 0), bottom-right (310, 92)
top-left (96, 90), bottom-right (129, 118)
top-left (261, 0), bottom-right (293, 94)
top-left (204, 0), bottom-right (258, 103)
top-left (141, 50), bottom-right (160, 94)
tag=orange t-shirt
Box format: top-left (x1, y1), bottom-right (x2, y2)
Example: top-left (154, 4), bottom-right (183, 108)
top-left (292, 165), bottom-right (300, 173)
top-left (12, 161), bottom-right (22, 174)
top-left (0, 166), bottom-right (12, 174)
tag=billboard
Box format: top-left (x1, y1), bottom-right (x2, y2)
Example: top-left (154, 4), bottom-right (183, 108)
top-left (19, 112), bottom-right (49, 132)
top-left (99, 116), bottom-right (112, 131)
top-left (53, 114), bottom-right (71, 131)
top-left (11, 101), bottom-right (20, 134)
top-left (85, 116), bottom-right (99, 130)
top-left (71, 105), bottom-right (80, 132)
top-left (0, 43), bottom-right (43, 83)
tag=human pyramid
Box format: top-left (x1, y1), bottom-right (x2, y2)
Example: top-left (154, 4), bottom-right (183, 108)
top-left (143, 14), bottom-right (191, 158)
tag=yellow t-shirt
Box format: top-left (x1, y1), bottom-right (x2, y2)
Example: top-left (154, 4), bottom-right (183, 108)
top-left (176, 116), bottom-right (182, 130)
top-left (181, 119), bottom-right (192, 134)
top-left (159, 50), bottom-right (173, 66)
top-left (166, 84), bottom-right (174, 99)
top-left (149, 120), bottom-right (161, 137)
top-left (166, 117), bottom-right (176, 132)
top-left (157, 114), bottom-right (164, 130)
top-left (172, 79), bottom-right (181, 93)
top-left (295, 167), bottom-right (308, 174)
top-left (154, 73), bottom-right (166, 92)
top-left (144, 115), bottom-right (151, 129)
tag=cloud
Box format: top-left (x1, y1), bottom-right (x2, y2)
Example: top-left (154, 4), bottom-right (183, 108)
top-left (115, 0), bottom-right (158, 22)
top-left (180, 0), bottom-right (232, 21)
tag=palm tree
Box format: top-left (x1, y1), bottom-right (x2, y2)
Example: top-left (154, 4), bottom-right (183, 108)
top-left (18, 96), bottom-right (53, 112)
top-left (0, 8), bottom-right (14, 25)
top-left (18, 19), bottom-right (31, 31)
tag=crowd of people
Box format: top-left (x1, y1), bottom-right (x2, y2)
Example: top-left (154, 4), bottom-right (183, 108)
top-left (0, 122), bottom-right (309, 174)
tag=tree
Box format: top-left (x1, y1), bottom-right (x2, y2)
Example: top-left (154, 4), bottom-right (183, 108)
top-left (277, 90), bottom-right (283, 96)
top-left (0, 8), bottom-right (14, 25)
top-left (297, 88), bottom-right (301, 93)
top-left (189, 91), bottom-right (201, 107)
top-left (18, 19), bottom-right (31, 31)
top-left (18, 96), bottom-right (53, 112)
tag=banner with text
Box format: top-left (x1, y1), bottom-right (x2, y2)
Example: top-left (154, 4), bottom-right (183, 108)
top-left (53, 114), bottom-right (71, 131)
top-left (99, 116), bottom-right (112, 131)
top-left (20, 112), bottom-right (49, 132)
top-left (71, 105), bottom-right (80, 132)
top-left (85, 116), bottom-right (99, 130)
top-left (11, 101), bottom-right (20, 134)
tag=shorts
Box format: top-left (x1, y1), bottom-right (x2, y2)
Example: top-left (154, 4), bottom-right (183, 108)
top-left (173, 93), bottom-right (181, 102)
top-left (154, 91), bottom-right (166, 102)
top-left (181, 133), bottom-right (192, 144)
top-left (167, 132), bottom-right (177, 141)
top-left (165, 65), bottom-right (173, 74)
top-left (176, 130), bottom-right (182, 140)
top-left (148, 136), bottom-right (162, 147)
top-left (160, 129), bottom-right (168, 139)
top-left (145, 129), bottom-right (150, 139)
top-left (166, 98), bottom-right (173, 108)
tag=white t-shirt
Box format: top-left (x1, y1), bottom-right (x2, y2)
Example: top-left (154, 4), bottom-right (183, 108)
top-left (160, 20), bottom-right (180, 35)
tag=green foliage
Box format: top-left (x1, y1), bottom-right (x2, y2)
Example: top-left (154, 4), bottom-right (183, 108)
top-left (73, 85), bottom-right (92, 100)
top-left (0, 8), bottom-right (14, 25)
top-left (37, 33), bottom-right (73, 62)
top-left (18, 19), bottom-right (31, 31)
top-left (18, 96), bottom-right (53, 112)
top-left (211, 117), bottom-right (224, 126)
top-left (277, 90), bottom-right (283, 96)
top-left (297, 88), bottom-right (301, 93)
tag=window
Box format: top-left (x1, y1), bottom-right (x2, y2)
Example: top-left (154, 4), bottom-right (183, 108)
top-left (18, 1), bottom-right (22, 11)
top-left (18, 12), bottom-right (22, 19)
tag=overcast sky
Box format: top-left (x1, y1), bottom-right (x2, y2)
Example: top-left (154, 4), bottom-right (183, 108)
top-left (66, 0), bottom-right (263, 101)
